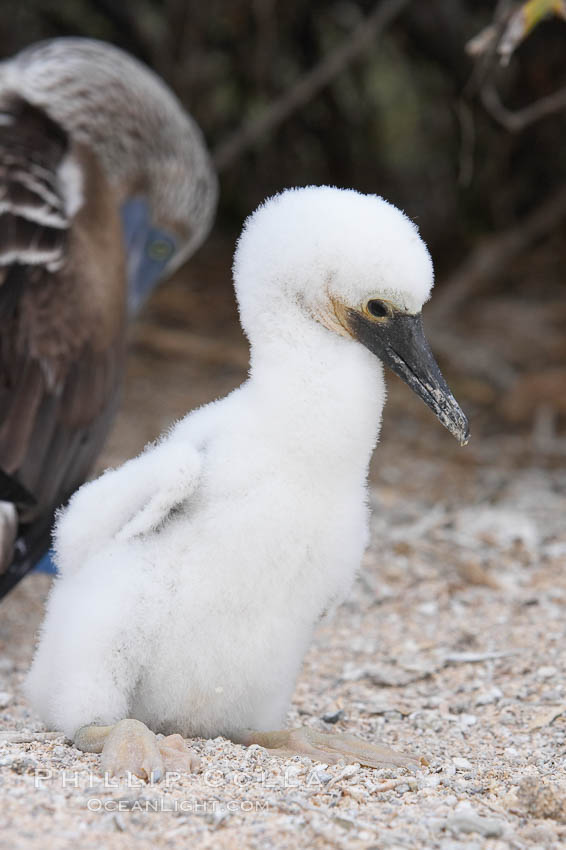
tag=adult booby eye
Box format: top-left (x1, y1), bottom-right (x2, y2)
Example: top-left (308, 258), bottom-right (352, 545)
top-left (121, 197), bottom-right (182, 313)
top-left (366, 299), bottom-right (392, 319)
top-left (147, 237), bottom-right (175, 262)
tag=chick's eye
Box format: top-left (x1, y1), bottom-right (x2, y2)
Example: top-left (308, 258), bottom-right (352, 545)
top-left (367, 299), bottom-right (391, 319)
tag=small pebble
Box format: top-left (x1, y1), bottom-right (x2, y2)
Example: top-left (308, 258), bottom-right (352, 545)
top-left (395, 783), bottom-right (411, 794)
top-left (417, 601), bottom-right (438, 616)
top-left (537, 666), bottom-right (558, 680)
top-left (0, 692), bottom-right (13, 708)
top-left (309, 768), bottom-right (332, 785)
top-left (322, 710), bottom-right (344, 724)
top-left (327, 764), bottom-right (359, 787)
top-left (474, 687), bottom-right (502, 706)
top-left (446, 802), bottom-right (505, 838)
top-left (452, 757), bottom-right (473, 771)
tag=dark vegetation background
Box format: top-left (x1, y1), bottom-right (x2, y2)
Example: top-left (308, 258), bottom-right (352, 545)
top-left (1, 0), bottom-right (565, 464)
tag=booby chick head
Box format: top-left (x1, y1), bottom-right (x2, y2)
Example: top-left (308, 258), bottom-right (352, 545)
top-left (234, 186), bottom-right (469, 445)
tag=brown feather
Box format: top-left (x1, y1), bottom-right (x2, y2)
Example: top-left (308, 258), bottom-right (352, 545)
top-left (0, 96), bottom-right (126, 565)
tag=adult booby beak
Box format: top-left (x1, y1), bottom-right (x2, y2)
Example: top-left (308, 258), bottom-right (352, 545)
top-left (347, 309), bottom-right (470, 445)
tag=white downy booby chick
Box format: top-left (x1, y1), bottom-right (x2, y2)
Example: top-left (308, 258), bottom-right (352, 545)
top-left (25, 186), bottom-right (469, 779)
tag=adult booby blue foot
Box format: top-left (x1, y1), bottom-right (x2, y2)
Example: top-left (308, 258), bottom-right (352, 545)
top-left (25, 187), bottom-right (468, 775)
top-left (0, 38), bottom-right (217, 597)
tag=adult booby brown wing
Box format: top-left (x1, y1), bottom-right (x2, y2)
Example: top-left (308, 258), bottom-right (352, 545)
top-left (0, 95), bottom-right (126, 596)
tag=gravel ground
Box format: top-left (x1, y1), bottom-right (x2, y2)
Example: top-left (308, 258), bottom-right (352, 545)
top-left (1, 243), bottom-right (565, 849)
top-left (2, 443), bottom-right (565, 849)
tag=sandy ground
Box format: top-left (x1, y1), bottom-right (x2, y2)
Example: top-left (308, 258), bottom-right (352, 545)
top-left (1, 239), bottom-right (565, 848)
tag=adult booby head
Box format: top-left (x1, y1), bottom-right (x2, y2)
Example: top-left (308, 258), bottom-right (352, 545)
top-left (0, 38), bottom-right (217, 596)
top-left (234, 186), bottom-right (469, 444)
top-left (0, 37), bottom-right (218, 311)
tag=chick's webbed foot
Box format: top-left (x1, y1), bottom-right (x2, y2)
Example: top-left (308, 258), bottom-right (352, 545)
top-left (74, 719), bottom-right (201, 780)
top-left (239, 727), bottom-right (424, 769)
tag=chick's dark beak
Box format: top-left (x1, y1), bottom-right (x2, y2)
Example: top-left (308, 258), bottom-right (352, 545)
top-left (348, 310), bottom-right (470, 445)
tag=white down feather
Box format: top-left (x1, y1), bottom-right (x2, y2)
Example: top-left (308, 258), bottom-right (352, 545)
top-left (25, 186), bottom-right (434, 740)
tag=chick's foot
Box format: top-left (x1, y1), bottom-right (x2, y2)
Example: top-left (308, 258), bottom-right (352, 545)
top-left (240, 727), bottom-right (424, 769)
top-left (74, 719), bottom-right (201, 780)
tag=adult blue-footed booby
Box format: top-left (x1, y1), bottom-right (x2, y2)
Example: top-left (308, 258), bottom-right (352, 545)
top-left (0, 38), bottom-right (217, 597)
top-left (26, 187), bottom-right (468, 776)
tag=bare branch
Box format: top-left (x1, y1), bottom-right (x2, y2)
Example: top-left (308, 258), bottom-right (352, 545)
top-left (466, 0), bottom-right (566, 66)
top-left (464, 0), bottom-right (514, 97)
top-left (481, 82), bottom-right (566, 131)
top-left (466, 1), bottom-right (566, 134)
top-left (213, 0), bottom-right (412, 172)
